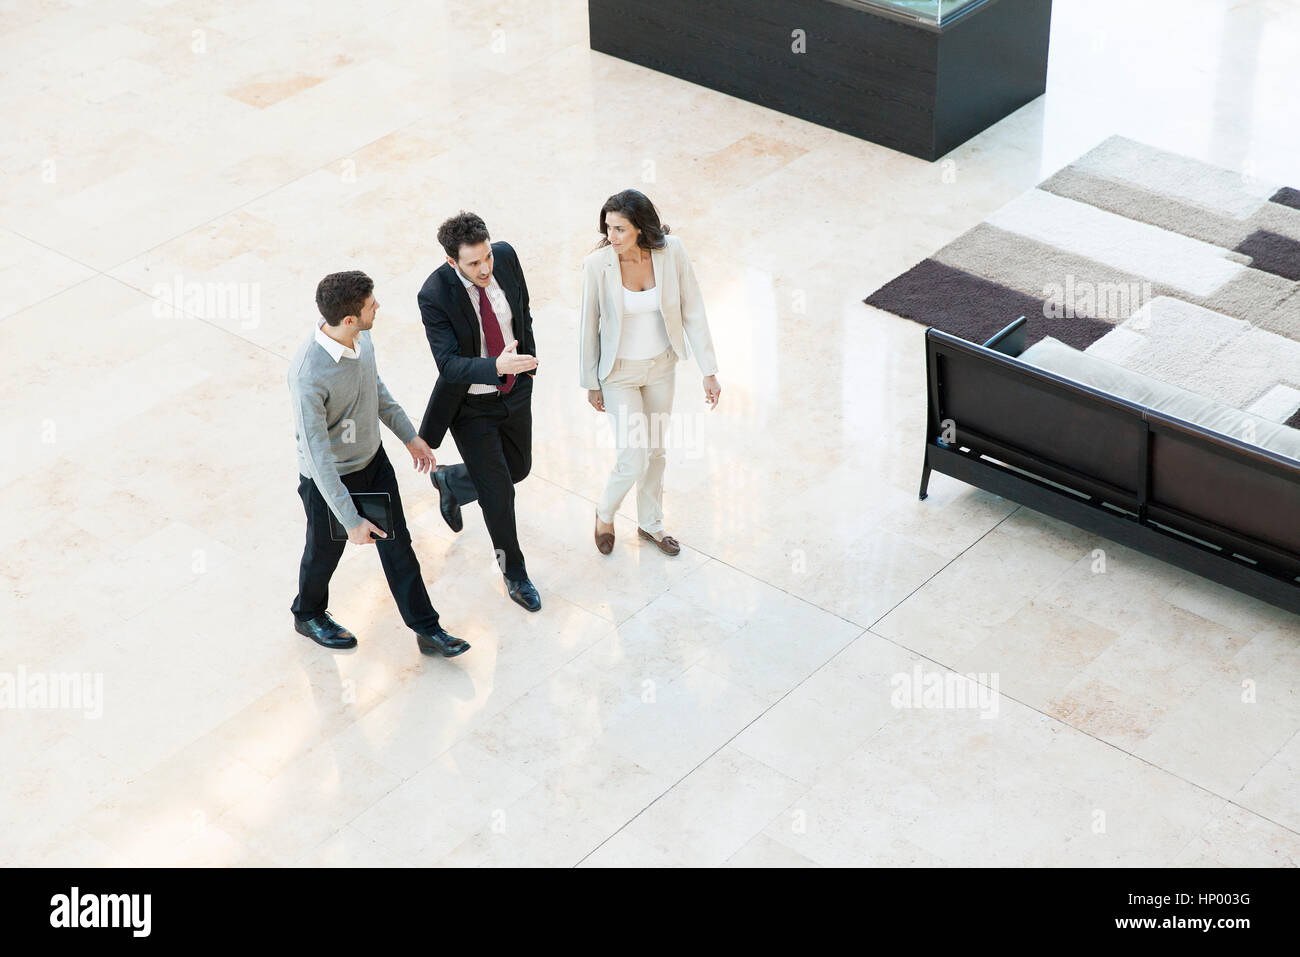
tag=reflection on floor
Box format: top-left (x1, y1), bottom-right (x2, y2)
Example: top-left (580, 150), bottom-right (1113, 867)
top-left (4, 0), bottom-right (1299, 866)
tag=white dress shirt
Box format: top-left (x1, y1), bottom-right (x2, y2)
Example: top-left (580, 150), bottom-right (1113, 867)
top-left (315, 317), bottom-right (359, 362)
top-left (454, 268), bottom-right (515, 395)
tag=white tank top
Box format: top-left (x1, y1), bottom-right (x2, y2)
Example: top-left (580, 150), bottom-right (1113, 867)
top-left (618, 285), bottom-right (672, 360)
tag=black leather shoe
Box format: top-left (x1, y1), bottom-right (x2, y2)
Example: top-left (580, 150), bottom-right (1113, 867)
top-left (416, 627), bottom-right (470, 658)
top-left (505, 576), bottom-right (542, 612)
top-left (294, 613), bottom-right (357, 649)
top-left (431, 466), bottom-right (462, 533)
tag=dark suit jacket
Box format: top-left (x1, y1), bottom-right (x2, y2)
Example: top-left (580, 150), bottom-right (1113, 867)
top-left (416, 241), bottom-right (538, 448)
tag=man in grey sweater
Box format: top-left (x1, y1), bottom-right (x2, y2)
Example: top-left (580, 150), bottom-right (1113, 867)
top-left (289, 270), bottom-right (468, 657)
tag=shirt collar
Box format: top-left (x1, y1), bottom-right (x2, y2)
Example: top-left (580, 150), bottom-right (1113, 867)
top-left (315, 318), bottom-right (359, 362)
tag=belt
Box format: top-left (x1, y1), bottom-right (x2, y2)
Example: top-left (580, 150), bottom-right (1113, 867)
top-left (465, 374), bottom-right (531, 403)
top-left (464, 382), bottom-right (528, 404)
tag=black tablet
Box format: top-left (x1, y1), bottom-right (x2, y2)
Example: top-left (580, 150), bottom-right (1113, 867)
top-left (328, 492), bottom-right (394, 542)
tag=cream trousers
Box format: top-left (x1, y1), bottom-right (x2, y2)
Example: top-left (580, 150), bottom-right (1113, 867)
top-left (596, 347), bottom-right (677, 534)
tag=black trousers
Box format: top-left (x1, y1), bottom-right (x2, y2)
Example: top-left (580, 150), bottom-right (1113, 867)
top-left (292, 444), bottom-right (440, 633)
top-left (444, 376), bottom-right (533, 580)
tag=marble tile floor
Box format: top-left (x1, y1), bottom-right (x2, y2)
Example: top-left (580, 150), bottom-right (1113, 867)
top-left (3, 0), bottom-right (1300, 867)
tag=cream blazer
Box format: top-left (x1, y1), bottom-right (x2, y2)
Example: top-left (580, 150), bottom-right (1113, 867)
top-left (579, 234), bottom-right (719, 390)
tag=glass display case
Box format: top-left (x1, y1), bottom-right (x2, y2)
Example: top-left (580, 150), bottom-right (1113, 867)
top-left (843, 0), bottom-right (990, 26)
top-left (589, 0), bottom-right (1052, 160)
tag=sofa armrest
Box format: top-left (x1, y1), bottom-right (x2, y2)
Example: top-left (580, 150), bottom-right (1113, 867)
top-left (982, 315), bottom-right (1027, 357)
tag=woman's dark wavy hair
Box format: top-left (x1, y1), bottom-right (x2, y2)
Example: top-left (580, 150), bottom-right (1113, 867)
top-left (597, 189), bottom-right (670, 251)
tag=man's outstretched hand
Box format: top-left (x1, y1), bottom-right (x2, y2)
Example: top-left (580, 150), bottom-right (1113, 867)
top-left (496, 339), bottom-right (539, 376)
top-left (406, 436), bottom-right (437, 473)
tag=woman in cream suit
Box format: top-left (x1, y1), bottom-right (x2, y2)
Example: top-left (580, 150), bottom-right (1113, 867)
top-left (579, 189), bottom-right (721, 556)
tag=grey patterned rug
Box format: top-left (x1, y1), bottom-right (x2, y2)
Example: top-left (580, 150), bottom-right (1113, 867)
top-left (866, 135), bottom-right (1300, 426)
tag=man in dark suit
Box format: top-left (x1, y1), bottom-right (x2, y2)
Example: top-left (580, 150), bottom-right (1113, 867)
top-left (417, 211), bottom-right (542, 612)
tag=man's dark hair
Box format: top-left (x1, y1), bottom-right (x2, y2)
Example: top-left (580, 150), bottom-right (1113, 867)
top-left (437, 211), bottom-right (491, 260)
top-left (315, 270), bottom-right (374, 325)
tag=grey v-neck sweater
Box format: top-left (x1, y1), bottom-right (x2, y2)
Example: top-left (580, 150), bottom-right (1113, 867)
top-left (288, 328), bottom-right (416, 529)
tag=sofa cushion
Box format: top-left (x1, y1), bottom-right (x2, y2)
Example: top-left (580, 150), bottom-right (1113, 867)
top-left (1017, 336), bottom-right (1300, 463)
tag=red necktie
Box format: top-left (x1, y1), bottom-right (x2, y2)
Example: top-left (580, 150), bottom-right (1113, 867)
top-left (478, 283), bottom-right (514, 394)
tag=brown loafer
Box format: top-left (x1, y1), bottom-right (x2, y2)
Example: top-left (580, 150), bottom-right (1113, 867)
top-left (594, 513), bottom-right (614, 555)
top-left (638, 527), bottom-right (681, 556)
